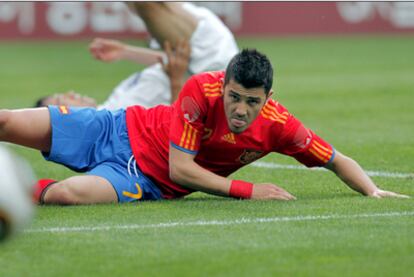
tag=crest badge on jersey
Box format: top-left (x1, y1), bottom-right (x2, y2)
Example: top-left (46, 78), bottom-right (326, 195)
top-left (238, 149), bottom-right (264, 164)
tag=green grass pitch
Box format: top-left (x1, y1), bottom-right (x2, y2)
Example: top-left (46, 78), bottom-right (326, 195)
top-left (0, 35), bottom-right (413, 276)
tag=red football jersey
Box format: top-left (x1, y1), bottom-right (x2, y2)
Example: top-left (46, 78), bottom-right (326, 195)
top-left (126, 71), bottom-right (335, 199)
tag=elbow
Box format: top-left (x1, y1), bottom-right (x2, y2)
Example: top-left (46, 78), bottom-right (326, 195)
top-left (169, 165), bottom-right (179, 183)
top-left (169, 162), bottom-right (187, 184)
top-left (326, 151), bottom-right (351, 172)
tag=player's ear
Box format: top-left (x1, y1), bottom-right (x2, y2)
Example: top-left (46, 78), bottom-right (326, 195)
top-left (220, 78), bottom-right (225, 93)
top-left (266, 89), bottom-right (274, 101)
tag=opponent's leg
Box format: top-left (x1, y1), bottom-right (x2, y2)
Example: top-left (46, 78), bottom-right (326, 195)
top-left (0, 108), bottom-right (51, 152)
top-left (128, 2), bottom-right (197, 48)
top-left (42, 175), bottom-right (118, 205)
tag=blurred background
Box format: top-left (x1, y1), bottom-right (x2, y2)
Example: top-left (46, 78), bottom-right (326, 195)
top-left (1, 2), bottom-right (414, 39)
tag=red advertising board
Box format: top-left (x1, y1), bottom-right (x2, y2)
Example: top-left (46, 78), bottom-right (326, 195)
top-left (0, 2), bottom-right (413, 40)
top-left (240, 2), bottom-right (414, 35)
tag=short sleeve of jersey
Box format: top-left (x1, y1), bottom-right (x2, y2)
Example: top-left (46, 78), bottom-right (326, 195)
top-left (169, 76), bottom-right (208, 155)
top-left (275, 115), bottom-right (336, 167)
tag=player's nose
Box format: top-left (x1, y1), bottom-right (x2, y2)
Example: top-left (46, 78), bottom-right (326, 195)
top-left (234, 102), bottom-right (248, 117)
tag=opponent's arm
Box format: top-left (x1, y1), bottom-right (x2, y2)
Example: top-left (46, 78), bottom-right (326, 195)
top-left (169, 146), bottom-right (296, 200)
top-left (89, 38), bottom-right (164, 65)
top-left (160, 40), bottom-right (191, 102)
top-left (325, 151), bottom-right (409, 198)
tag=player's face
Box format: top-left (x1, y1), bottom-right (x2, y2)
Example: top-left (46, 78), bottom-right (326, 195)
top-left (223, 79), bottom-right (270, 133)
top-left (41, 91), bottom-right (97, 107)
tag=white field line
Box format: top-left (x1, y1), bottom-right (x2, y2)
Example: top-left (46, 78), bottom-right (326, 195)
top-left (251, 161), bottom-right (414, 179)
top-left (25, 211), bottom-right (414, 234)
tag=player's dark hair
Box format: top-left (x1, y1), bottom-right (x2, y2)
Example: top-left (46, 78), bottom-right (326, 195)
top-left (34, 96), bottom-right (48, 108)
top-left (224, 49), bottom-right (273, 95)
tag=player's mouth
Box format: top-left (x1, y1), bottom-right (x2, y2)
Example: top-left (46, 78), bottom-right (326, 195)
top-left (231, 118), bottom-right (247, 128)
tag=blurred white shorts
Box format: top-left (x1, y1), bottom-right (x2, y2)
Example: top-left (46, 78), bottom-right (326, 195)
top-left (98, 63), bottom-right (170, 110)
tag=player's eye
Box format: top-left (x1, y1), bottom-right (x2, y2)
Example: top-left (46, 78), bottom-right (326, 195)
top-left (229, 93), bottom-right (240, 102)
top-left (247, 99), bottom-right (260, 106)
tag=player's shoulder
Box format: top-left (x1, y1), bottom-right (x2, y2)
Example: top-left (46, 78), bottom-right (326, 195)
top-left (190, 71), bottom-right (225, 98)
top-left (192, 71), bottom-right (224, 84)
top-left (259, 99), bottom-right (291, 125)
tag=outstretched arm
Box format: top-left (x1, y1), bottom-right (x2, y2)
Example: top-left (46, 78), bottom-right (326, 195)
top-left (169, 146), bottom-right (296, 200)
top-left (90, 37), bottom-right (190, 104)
top-left (325, 151), bottom-right (409, 198)
top-left (89, 38), bottom-right (165, 65)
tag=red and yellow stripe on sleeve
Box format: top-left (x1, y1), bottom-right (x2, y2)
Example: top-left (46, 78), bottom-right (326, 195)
top-left (178, 122), bottom-right (199, 151)
top-left (308, 140), bottom-right (333, 164)
top-left (260, 101), bottom-right (289, 124)
top-left (203, 82), bottom-right (222, 97)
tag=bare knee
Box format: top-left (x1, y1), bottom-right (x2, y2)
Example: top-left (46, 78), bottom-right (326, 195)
top-left (42, 176), bottom-right (117, 205)
top-left (43, 182), bottom-right (81, 205)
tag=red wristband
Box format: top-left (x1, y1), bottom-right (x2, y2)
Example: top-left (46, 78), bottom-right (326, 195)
top-left (229, 180), bottom-right (254, 199)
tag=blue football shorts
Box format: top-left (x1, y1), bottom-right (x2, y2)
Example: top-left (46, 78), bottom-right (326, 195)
top-left (43, 105), bottom-right (163, 203)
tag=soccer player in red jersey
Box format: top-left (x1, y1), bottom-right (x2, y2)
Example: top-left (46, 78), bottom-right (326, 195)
top-left (0, 49), bottom-right (409, 204)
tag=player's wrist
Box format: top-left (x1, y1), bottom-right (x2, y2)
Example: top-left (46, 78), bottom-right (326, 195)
top-left (359, 183), bottom-right (380, 196)
top-left (120, 44), bottom-right (132, 60)
top-left (365, 187), bottom-right (381, 197)
top-left (229, 180), bottom-right (254, 199)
